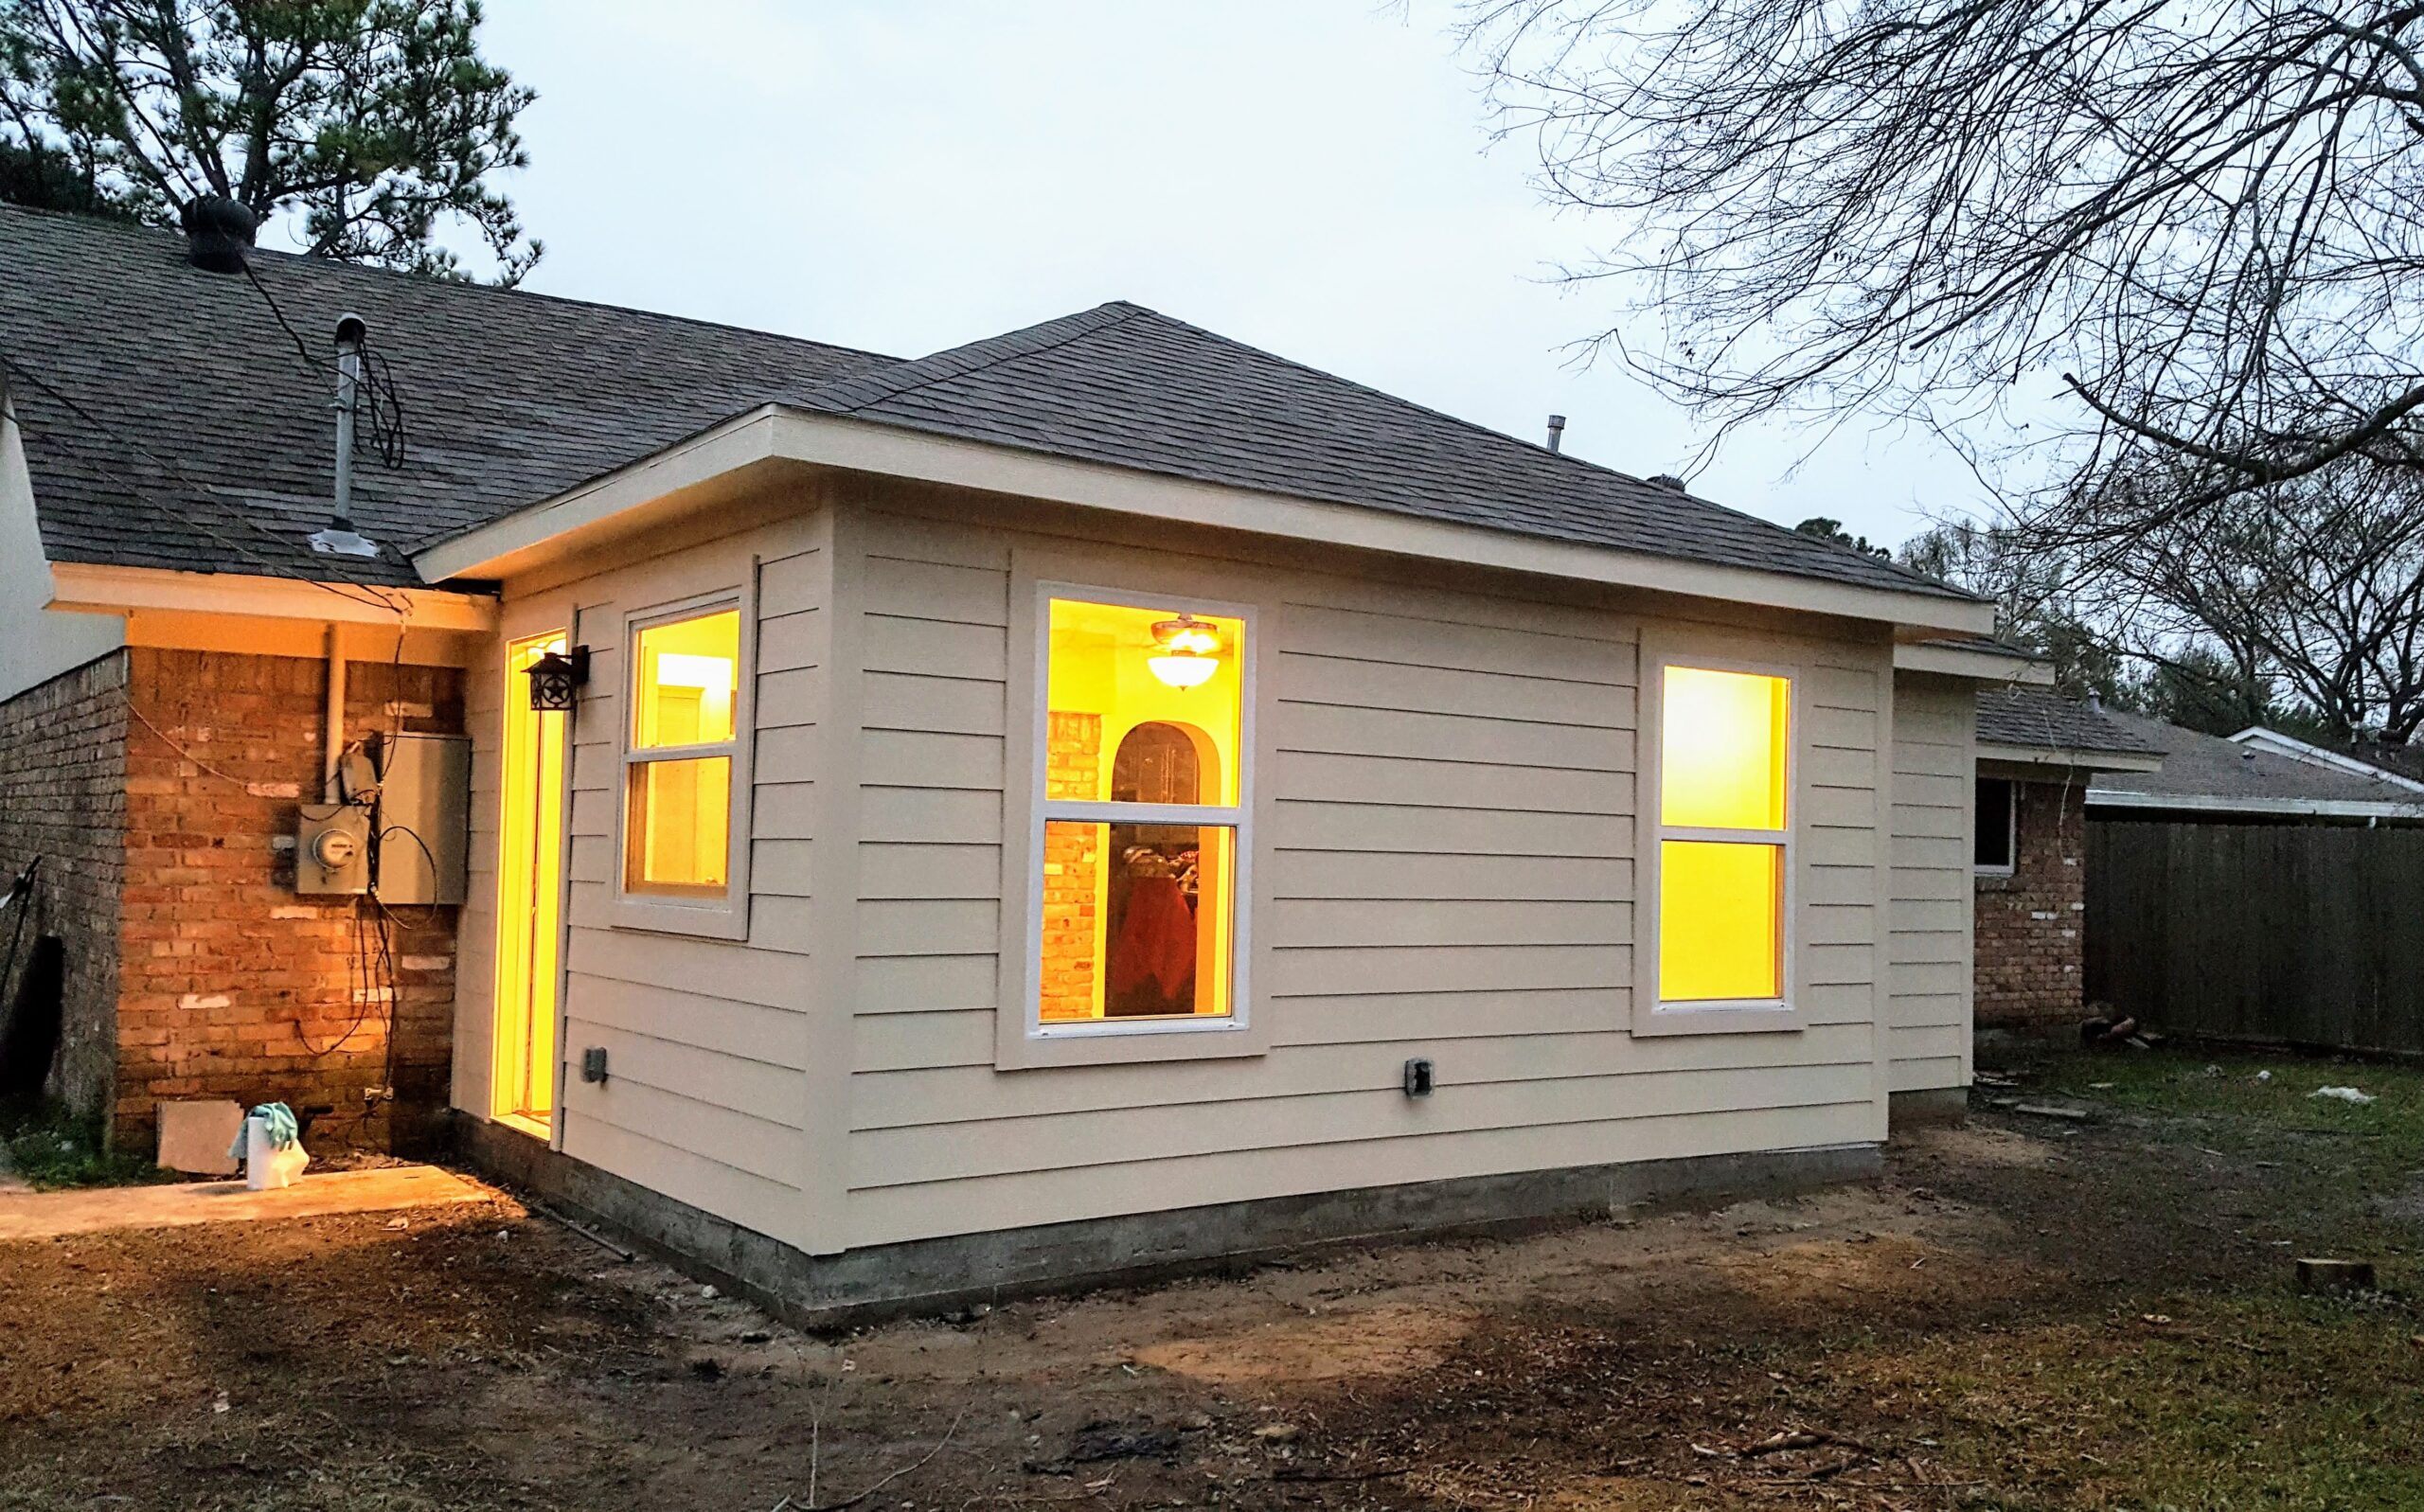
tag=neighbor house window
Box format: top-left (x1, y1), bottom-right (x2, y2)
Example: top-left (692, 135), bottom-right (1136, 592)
top-left (1655, 665), bottom-right (1791, 1006)
top-left (1974, 777), bottom-right (2016, 874)
top-left (1031, 593), bottom-right (1247, 1030)
top-left (624, 605), bottom-right (741, 898)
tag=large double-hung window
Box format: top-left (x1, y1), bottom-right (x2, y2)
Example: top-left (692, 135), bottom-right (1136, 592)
top-left (1031, 593), bottom-right (1248, 1029)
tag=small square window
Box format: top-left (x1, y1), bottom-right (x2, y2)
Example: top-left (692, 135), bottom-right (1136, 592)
top-left (624, 606), bottom-right (741, 901)
top-left (1975, 777), bottom-right (2016, 873)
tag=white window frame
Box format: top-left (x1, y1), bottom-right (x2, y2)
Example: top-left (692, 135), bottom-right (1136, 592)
top-left (997, 569), bottom-right (1263, 1070)
top-left (1973, 776), bottom-right (2018, 877)
top-left (608, 583), bottom-right (757, 941)
top-left (1632, 637), bottom-right (1808, 1037)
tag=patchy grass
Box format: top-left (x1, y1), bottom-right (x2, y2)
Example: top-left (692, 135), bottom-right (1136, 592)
top-left (0, 1096), bottom-right (171, 1189)
top-left (2024, 1046), bottom-right (2424, 1194)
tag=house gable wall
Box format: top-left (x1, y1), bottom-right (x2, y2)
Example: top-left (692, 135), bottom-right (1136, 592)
top-left (0, 395), bottom-right (123, 704)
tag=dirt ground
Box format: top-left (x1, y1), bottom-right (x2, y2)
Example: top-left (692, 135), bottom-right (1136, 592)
top-left (3, 1048), bottom-right (2421, 1511)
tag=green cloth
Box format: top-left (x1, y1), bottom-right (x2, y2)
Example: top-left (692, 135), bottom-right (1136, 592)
top-left (226, 1101), bottom-right (300, 1161)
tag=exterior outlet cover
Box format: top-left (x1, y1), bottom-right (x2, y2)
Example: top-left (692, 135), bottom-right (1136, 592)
top-left (581, 1046), bottom-right (609, 1084)
top-left (1403, 1058), bottom-right (1435, 1097)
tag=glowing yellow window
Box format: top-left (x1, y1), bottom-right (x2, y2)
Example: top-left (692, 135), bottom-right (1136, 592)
top-left (1035, 596), bottom-right (1247, 1025)
top-left (1656, 666), bottom-right (1790, 1005)
top-left (625, 607), bottom-right (740, 898)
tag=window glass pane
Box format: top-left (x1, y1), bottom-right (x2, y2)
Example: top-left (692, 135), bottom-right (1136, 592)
top-left (1040, 820), bottom-right (1235, 1022)
top-left (626, 756), bottom-right (731, 894)
top-left (634, 609), bottom-right (740, 749)
top-left (1974, 778), bottom-right (2015, 868)
top-left (1659, 840), bottom-right (1782, 1002)
top-left (1046, 598), bottom-right (1243, 806)
top-left (1661, 667), bottom-right (1788, 830)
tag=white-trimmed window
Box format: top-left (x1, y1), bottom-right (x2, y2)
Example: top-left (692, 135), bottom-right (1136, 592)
top-left (616, 597), bottom-right (748, 931)
top-left (1025, 588), bottom-right (1252, 1038)
top-left (1639, 655), bottom-right (1801, 1033)
top-left (1974, 776), bottom-right (2017, 875)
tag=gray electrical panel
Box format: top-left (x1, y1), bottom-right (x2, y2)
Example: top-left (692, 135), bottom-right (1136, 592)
top-left (372, 733), bottom-right (471, 905)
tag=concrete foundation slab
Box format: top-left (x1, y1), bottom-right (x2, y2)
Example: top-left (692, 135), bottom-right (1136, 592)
top-left (456, 1112), bottom-right (1881, 1328)
top-left (0, 1164), bottom-right (491, 1241)
top-left (1888, 1087), bottom-right (1970, 1128)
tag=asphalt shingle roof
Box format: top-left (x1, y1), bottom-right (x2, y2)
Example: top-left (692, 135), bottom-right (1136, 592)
top-left (0, 205), bottom-right (891, 587)
top-left (2094, 713), bottom-right (2424, 809)
top-left (1975, 686), bottom-right (2165, 756)
top-left (1, 205), bottom-right (1976, 605)
top-left (786, 302), bottom-right (1970, 600)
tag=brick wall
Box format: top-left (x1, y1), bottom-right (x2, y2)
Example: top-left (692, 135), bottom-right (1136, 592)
top-left (0, 652), bottom-right (128, 1114)
top-left (116, 647), bottom-right (465, 1153)
top-left (1040, 711), bottom-right (1102, 1023)
top-left (1974, 776), bottom-right (2087, 1029)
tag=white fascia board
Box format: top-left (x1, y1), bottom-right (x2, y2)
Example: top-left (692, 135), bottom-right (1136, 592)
top-left (1893, 640), bottom-right (2056, 683)
top-left (1976, 739), bottom-right (2164, 774)
top-left (2088, 786), bottom-right (2424, 820)
top-left (413, 407), bottom-right (1999, 635)
top-left (49, 561), bottom-right (497, 631)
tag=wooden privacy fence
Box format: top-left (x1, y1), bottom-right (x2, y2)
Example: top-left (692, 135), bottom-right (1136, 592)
top-left (2087, 819), bottom-right (2424, 1057)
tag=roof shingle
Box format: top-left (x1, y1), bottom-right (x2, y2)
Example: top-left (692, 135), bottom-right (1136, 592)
top-left (1, 206), bottom-right (1977, 605)
top-left (1975, 686), bottom-right (2164, 756)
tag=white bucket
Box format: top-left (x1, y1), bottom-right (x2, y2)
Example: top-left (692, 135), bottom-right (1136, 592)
top-left (242, 1113), bottom-right (311, 1191)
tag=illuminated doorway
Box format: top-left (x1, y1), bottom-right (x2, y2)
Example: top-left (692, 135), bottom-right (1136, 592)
top-left (493, 631), bottom-right (568, 1136)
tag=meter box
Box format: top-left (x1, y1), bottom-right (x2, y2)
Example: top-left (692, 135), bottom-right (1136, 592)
top-left (295, 805), bottom-right (370, 895)
top-left (372, 733), bottom-right (471, 905)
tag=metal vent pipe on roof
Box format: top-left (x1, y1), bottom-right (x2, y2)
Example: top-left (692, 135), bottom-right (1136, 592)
top-left (309, 314), bottom-right (380, 559)
top-left (1544, 414), bottom-right (1566, 453)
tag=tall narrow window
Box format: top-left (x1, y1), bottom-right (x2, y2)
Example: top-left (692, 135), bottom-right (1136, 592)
top-left (1034, 596), bottom-right (1247, 1027)
top-left (1656, 665), bottom-right (1791, 1005)
top-left (1974, 777), bottom-right (2016, 874)
top-left (624, 606), bottom-right (740, 898)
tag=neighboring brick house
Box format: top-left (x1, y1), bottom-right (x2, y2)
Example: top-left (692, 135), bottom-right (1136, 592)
top-left (1970, 687), bottom-right (2163, 1033)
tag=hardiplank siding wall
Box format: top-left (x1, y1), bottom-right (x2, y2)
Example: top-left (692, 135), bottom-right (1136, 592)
top-left (1885, 673), bottom-right (1974, 1094)
top-left (455, 507), bottom-right (827, 1244)
top-left (457, 491), bottom-right (1906, 1255)
top-left (840, 503), bottom-right (1889, 1251)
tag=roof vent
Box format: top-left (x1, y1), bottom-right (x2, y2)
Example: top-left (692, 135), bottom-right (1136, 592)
top-left (1648, 472), bottom-right (1687, 491)
top-left (179, 196), bottom-right (258, 275)
top-left (1544, 414), bottom-right (1567, 453)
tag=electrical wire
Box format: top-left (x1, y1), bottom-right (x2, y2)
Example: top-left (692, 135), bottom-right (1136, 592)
top-left (241, 257), bottom-right (408, 469)
top-left (127, 703), bottom-right (257, 788)
top-left (0, 349), bottom-right (413, 619)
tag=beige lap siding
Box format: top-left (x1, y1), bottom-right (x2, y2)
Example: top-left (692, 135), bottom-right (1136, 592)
top-left (455, 509), bottom-right (826, 1244)
top-left (1885, 673), bottom-right (1975, 1094)
top-left (844, 507), bottom-right (1888, 1250)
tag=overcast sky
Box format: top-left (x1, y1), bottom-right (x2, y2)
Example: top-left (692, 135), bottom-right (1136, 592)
top-left (471, 0), bottom-right (1987, 549)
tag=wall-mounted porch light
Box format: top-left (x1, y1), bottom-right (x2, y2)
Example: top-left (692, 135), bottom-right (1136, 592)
top-left (526, 647), bottom-right (591, 711)
top-left (1147, 614), bottom-right (1221, 689)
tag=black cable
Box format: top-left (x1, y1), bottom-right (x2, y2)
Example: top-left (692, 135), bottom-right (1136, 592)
top-left (0, 350), bottom-right (409, 617)
top-left (241, 257), bottom-right (406, 471)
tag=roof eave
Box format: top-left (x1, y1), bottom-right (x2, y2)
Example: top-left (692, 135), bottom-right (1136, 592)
top-left (413, 407), bottom-right (1998, 635)
top-left (1894, 639), bottom-right (2055, 683)
top-left (49, 560), bottom-right (497, 631)
top-left (1977, 740), bottom-right (2164, 774)
top-left (2087, 786), bottom-right (2424, 819)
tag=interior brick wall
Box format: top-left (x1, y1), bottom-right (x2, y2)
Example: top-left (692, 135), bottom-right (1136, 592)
top-left (0, 652), bottom-right (129, 1115)
top-left (1974, 776), bottom-right (2088, 1029)
top-left (1039, 711), bottom-right (1102, 1023)
top-left (116, 647), bottom-right (465, 1153)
